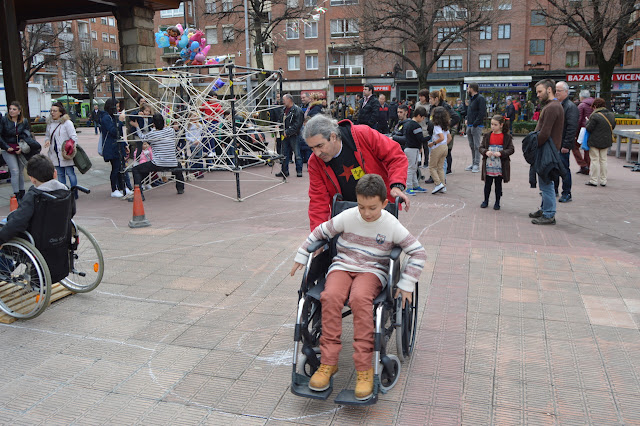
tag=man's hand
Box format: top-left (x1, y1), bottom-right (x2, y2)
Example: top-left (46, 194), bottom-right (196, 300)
top-left (561, 147), bottom-right (570, 154)
top-left (394, 288), bottom-right (413, 308)
top-left (290, 262), bottom-right (305, 276)
top-left (390, 187), bottom-right (410, 212)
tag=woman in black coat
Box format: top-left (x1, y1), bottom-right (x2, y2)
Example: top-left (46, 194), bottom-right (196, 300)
top-left (0, 101), bottom-right (38, 200)
top-left (585, 98), bottom-right (615, 187)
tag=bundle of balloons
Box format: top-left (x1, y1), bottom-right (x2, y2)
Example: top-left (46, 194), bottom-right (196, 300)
top-left (155, 24), bottom-right (226, 66)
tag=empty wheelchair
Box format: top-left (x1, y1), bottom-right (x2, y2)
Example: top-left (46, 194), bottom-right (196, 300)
top-left (0, 186), bottom-right (104, 320)
top-left (291, 195), bottom-right (419, 405)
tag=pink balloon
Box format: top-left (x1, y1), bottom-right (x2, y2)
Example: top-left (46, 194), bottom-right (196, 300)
top-left (201, 45), bottom-right (211, 56)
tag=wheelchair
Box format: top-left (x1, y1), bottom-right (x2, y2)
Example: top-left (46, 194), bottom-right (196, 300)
top-left (291, 195), bottom-right (419, 405)
top-left (0, 186), bottom-right (104, 320)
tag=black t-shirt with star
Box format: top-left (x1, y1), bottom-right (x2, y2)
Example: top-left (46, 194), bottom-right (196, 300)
top-left (327, 125), bottom-right (363, 202)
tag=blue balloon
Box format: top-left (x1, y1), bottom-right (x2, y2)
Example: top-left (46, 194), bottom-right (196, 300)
top-left (190, 41), bottom-right (200, 52)
top-left (178, 36), bottom-right (189, 49)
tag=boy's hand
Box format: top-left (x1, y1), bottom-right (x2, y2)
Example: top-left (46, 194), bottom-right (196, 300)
top-left (290, 262), bottom-right (305, 276)
top-left (394, 288), bottom-right (413, 308)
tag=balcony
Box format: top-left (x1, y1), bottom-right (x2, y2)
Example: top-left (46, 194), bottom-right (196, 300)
top-left (44, 85), bottom-right (61, 93)
top-left (328, 65), bottom-right (364, 77)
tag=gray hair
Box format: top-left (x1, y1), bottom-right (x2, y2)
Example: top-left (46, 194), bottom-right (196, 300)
top-left (282, 94), bottom-right (293, 102)
top-left (303, 114), bottom-right (340, 142)
top-left (579, 89), bottom-right (590, 99)
top-left (557, 81), bottom-right (569, 92)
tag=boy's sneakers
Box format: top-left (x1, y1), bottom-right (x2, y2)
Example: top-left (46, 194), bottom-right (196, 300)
top-left (432, 183), bottom-right (445, 194)
top-left (355, 368), bottom-right (374, 400)
top-left (411, 186), bottom-right (428, 193)
top-left (309, 364), bottom-right (338, 392)
top-left (471, 165), bottom-right (480, 173)
top-left (111, 190), bottom-right (124, 198)
top-left (125, 188), bottom-right (134, 196)
top-left (143, 184), bottom-right (152, 190)
top-left (465, 164), bottom-right (473, 171)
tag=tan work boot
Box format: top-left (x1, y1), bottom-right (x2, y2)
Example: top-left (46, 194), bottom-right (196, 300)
top-left (355, 367), bottom-right (374, 400)
top-left (308, 364), bottom-right (338, 391)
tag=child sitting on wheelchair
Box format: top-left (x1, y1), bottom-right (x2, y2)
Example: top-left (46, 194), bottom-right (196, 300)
top-left (0, 154), bottom-right (74, 282)
top-left (290, 174), bottom-right (426, 400)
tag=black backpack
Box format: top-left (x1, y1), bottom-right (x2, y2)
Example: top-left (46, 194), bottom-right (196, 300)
top-left (522, 131), bottom-right (539, 165)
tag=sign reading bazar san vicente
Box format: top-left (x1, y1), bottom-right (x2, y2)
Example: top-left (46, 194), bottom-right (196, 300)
top-left (567, 73), bottom-right (640, 82)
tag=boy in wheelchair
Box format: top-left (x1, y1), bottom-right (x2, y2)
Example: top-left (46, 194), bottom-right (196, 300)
top-left (291, 174), bottom-right (426, 401)
top-left (0, 154), bottom-right (74, 283)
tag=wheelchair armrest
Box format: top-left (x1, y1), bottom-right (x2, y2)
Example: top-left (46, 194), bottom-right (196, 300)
top-left (306, 239), bottom-right (329, 253)
top-left (390, 246), bottom-right (402, 261)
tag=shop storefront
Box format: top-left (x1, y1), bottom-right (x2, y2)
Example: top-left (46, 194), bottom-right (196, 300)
top-left (566, 73), bottom-right (640, 116)
top-left (464, 76), bottom-right (532, 116)
top-left (429, 84), bottom-right (462, 104)
top-left (333, 84), bottom-right (393, 105)
top-left (283, 81), bottom-right (330, 104)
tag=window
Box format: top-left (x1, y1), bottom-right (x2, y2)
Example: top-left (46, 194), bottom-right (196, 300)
top-left (288, 55), bottom-right (300, 70)
top-left (567, 27), bottom-right (579, 37)
top-left (304, 21), bottom-right (318, 38)
top-left (93, 47), bottom-right (99, 55)
top-left (286, 21), bottom-right (299, 39)
top-left (531, 10), bottom-right (545, 26)
top-left (222, 26), bottom-right (234, 42)
top-left (306, 54), bottom-right (318, 70)
top-left (205, 0), bottom-right (216, 13)
top-left (91, 31), bottom-right (97, 40)
top-left (330, 19), bottom-right (359, 38)
top-left (108, 17), bottom-right (115, 26)
top-left (287, 0), bottom-right (298, 6)
top-left (90, 18), bottom-right (96, 23)
top-left (222, 0), bottom-right (233, 11)
top-left (586, 51), bottom-right (597, 67)
top-left (80, 41), bottom-right (90, 51)
top-left (330, 0), bottom-right (358, 4)
top-left (625, 46), bottom-right (633, 65)
top-left (566, 51), bottom-right (579, 67)
top-left (104, 49), bottom-right (110, 57)
top-left (97, 84), bottom-right (102, 92)
top-left (111, 50), bottom-right (118, 59)
top-left (110, 34), bottom-right (116, 43)
top-left (497, 53), bottom-right (510, 68)
top-left (437, 27), bottom-right (462, 42)
top-left (498, 24), bottom-right (510, 39)
top-left (437, 55), bottom-right (463, 70)
top-left (479, 26), bottom-right (491, 40)
top-left (206, 27), bottom-right (218, 45)
top-left (69, 78), bottom-right (77, 90)
top-left (436, 5), bottom-right (467, 20)
top-left (304, 0), bottom-right (317, 5)
top-left (102, 32), bottom-right (108, 42)
top-left (529, 39), bottom-right (545, 55)
top-left (498, 1), bottom-right (512, 9)
top-left (101, 17), bottom-right (108, 25)
top-left (479, 54), bottom-right (491, 69)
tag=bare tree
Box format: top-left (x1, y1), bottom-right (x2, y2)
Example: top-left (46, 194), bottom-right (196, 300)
top-left (69, 41), bottom-right (116, 115)
top-left (539, 0), bottom-right (640, 105)
top-left (357, 0), bottom-right (496, 89)
top-left (21, 22), bottom-right (74, 83)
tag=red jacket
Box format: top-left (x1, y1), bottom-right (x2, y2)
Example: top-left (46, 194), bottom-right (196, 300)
top-left (307, 120), bottom-right (408, 230)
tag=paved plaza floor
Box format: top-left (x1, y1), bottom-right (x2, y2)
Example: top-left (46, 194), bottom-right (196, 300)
top-left (0, 131), bottom-right (639, 425)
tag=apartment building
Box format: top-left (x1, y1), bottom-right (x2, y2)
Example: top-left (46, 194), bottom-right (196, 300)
top-left (155, 0), bottom-right (640, 113)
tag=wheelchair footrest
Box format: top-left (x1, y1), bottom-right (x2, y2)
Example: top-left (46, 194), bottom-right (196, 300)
top-left (334, 389), bottom-right (378, 406)
top-left (291, 372), bottom-right (333, 400)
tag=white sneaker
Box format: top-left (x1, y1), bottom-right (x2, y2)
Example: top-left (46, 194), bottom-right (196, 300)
top-left (465, 165), bottom-right (473, 171)
top-left (441, 187), bottom-right (447, 193)
top-left (472, 165), bottom-right (480, 173)
top-left (144, 184), bottom-right (152, 190)
top-left (432, 183), bottom-right (445, 194)
top-left (125, 188), bottom-right (134, 196)
top-left (111, 190), bottom-right (124, 198)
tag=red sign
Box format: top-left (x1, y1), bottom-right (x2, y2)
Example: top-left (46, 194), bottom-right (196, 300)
top-left (334, 85), bottom-right (392, 93)
top-left (567, 73), bottom-right (640, 82)
top-left (301, 90), bottom-right (327, 99)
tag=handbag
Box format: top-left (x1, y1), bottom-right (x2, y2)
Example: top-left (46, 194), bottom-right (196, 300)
top-left (54, 121), bottom-right (77, 160)
top-left (580, 129), bottom-right (590, 151)
top-left (18, 139), bottom-right (31, 154)
top-left (73, 144), bottom-right (92, 174)
top-left (596, 111), bottom-right (616, 145)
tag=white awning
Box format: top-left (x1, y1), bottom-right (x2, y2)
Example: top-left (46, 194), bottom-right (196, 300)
top-left (464, 76), bottom-right (532, 83)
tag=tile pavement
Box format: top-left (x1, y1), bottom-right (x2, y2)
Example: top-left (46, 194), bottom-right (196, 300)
top-left (0, 132), bottom-right (639, 424)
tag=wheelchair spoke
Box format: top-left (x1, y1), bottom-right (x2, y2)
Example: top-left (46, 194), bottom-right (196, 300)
top-left (61, 225), bottom-right (104, 293)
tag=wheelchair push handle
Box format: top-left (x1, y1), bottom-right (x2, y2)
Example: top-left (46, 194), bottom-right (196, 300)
top-left (70, 185), bottom-right (91, 194)
top-left (306, 239), bottom-right (328, 253)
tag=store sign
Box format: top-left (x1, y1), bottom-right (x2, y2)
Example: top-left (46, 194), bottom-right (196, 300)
top-left (301, 90), bottom-right (327, 98)
top-left (334, 85), bottom-right (392, 93)
top-left (567, 73), bottom-right (640, 82)
top-left (429, 85), bottom-right (460, 93)
top-left (374, 85), bottom-right (391, 91)
top-left (478, 82), bottom-right (529, 88)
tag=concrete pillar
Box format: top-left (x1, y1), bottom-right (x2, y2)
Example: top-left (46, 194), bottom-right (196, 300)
top-left (114, 5), bottom-right (158, 111)
top-left (0, 0), bottom-right (29, 117)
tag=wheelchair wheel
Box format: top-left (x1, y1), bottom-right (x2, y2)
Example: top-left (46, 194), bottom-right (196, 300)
top-left (301, 297), bottom-right (322, 348)
top-left (379, 354), bottom-right (401, 392)
top-left (298, 347), bottom-right (321, 377)
top-left (60, 224), bottom-right (104, 293)
top-left (396, 284), bottom-right (418, 361)
top-left (0, 238), bottom-right (52, 319)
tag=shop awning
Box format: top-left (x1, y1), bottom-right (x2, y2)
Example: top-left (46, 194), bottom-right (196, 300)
top-left (464, 76), bottom-right (532, 90)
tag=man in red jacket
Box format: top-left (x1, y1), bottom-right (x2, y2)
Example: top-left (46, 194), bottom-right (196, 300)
top-left (303, 114), bottom-right (410, 230)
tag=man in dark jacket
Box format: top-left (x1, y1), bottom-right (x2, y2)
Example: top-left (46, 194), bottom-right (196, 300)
top-left (276, 94), bottom-right (304, 178)
top-left (465, 83), bottom-right (486, 172)
top-left (388, 98), bottom-right (399, 131)
top-left (390, 104), bottom-right (410, 149)
top-left (529, 79), bottom-right (564, 225)
top-left (357, 84), bottom-right (381, 128)
top-left (376, 94), bottom-right (390, 134)
top-left (575, 90), bottom-right (594, 174)
top-left (504, 97), bottom-right (516, 134)
top-left (91, 105), bottom-right (100, 134)
top-left (555, 81), bottom-right (579, 203)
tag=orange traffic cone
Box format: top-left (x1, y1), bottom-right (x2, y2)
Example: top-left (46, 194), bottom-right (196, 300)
top-left (9, 195), bottom-right (18, 212)
top-left (128, 185), bottom-right (151, 228)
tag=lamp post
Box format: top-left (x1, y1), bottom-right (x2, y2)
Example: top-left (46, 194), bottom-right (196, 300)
top-left (330, 42), bottom-right (348, 120)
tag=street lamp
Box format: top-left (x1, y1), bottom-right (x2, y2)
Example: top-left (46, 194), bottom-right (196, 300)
top-left (330, 42), bottom-right (348, 120)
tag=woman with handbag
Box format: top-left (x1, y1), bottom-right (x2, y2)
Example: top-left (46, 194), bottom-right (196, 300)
top-left (0, 101), bottom-right (38, 200)
top-left (44, 102), bottom-right (79, 198)
top-left (585, 98), bottom-right (615, 187)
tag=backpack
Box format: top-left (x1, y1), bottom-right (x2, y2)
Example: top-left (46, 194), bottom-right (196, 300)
top-left (522, 131), bottom-right (539, 165)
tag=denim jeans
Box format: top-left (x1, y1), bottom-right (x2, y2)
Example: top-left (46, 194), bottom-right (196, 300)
top-left (55, 166), bottom-right (77, 189)
top-left (281, 136), bottom-right (302, 176)
top-left (468, 126), bottom-right (483, 166)
top-left (538, 177), bottom-right (556, 218)
top-left (554, 151), bottom-right (571, 196)
top-left (404, 147), bottom-right (420, 188)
